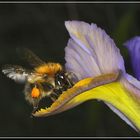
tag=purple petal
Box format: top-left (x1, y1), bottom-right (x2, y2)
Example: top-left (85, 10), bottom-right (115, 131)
top-left (65, 21), bottom-right (125, 80)
top-left (124, 36), bottom-right (140, 80)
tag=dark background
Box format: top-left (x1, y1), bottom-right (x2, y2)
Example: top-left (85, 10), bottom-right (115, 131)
top-left (0, 3), bottom-right (140, 137)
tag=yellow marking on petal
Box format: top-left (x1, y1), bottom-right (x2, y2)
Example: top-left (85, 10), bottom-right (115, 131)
top-left (62, 81), bottom-right (140, 131)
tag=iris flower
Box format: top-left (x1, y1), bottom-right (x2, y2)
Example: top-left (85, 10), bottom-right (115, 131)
top-left (33, 21), bottom-right (140, 132)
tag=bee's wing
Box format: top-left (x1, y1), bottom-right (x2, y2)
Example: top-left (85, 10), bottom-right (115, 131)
top-left (2, 64), bottom-right (30, 83)
top-left (16, 48), bottom-right (46, 68)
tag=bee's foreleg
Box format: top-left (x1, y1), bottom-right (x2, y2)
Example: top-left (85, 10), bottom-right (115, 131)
top-left (66, 78), bottom-right (74, 88)
top-left (50, 91), bottom-right (59, 102)
top-left (32, 100), bottom-right (40, 113)
top-left (65, 72), bottom-right (78, 86)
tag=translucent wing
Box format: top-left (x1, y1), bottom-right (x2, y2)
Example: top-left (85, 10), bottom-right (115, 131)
top-left (2, 64), bottom-right (30, 83)
top-left (16, 48), bottom-right (46, 68)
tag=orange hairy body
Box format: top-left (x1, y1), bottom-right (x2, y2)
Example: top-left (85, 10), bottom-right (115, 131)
top-left (35, 63), bottom-right (62, 76)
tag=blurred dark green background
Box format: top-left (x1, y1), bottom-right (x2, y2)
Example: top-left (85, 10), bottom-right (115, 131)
top-left (0, 3), bottom-right (140, 137)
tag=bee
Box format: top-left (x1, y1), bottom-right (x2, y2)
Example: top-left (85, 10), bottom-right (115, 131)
top-left (2, 48), bottom-right (77, 112)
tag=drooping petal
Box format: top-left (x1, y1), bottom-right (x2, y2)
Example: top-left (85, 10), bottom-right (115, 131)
top-left (124, 36), bottom-right (140, 80)
top-left (54, 79), bottom-right (140, 132)
top-left (65, 21), bottom-right (125, 80)
top-left (33, 75), bottom-right (140, 131)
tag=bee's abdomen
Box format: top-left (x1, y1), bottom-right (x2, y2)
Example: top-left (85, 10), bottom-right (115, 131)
top-left (35, 63), bottom-right (62, 75)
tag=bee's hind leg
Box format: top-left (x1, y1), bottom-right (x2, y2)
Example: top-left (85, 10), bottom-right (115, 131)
top-left (32, 100), bottom-right (40, 113)
top-left (65, 72), bottom-right (78, 87)
top-left (50, 92), bottom-right (59, 102)
top-left (50, 88), bottom-right (63, 102)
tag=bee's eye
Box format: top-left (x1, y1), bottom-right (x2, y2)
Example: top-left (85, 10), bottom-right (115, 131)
top-left (55, 73), bottom-right (66, 86)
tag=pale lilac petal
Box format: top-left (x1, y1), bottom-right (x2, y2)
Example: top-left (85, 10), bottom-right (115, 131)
top-left (125, 74), bottom-right (140, 90)
top-left (121, 75), bottom-right (140, 98)
top-left (65, 21), bottom-right (125, 80)
top-left (65, 39), bottom-right (101, 80)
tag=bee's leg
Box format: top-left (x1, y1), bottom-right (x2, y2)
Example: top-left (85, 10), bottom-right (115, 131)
top-left (33, 105), bottom-right (38, 112)
top-left (50, 88), bottom-right (64, 101)
top-left (32, 100), bottom-right (39, 113)
top-left (65, 72), bottom-right (78, 87)
top-left (53, 88), bottom-right (62, 95)
top-left (30, 105), bottom-right (39, 118)
top-left (66, 78), bottom-right (74, 88)
top-left (50, 96), bottom-right (57, 102)
top-left (50, 92), bottom-right (59, 102)
top-left (50, 95), bottom-right (57, 102)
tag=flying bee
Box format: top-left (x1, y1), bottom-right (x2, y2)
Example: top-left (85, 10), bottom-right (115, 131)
top-left (2, 48), bottom-right (77, 112)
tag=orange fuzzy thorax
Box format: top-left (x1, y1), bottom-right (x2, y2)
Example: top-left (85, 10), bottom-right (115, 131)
top-left (35, 63), bottom-right (62, 76)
